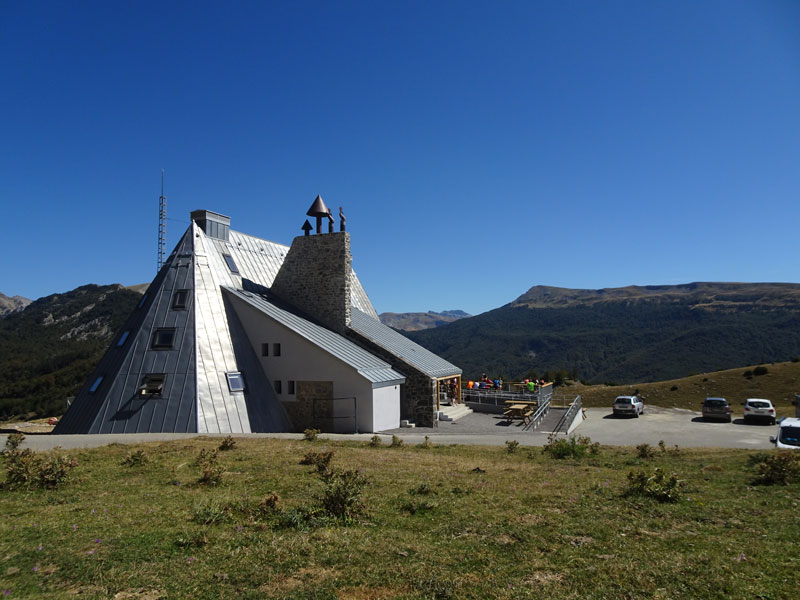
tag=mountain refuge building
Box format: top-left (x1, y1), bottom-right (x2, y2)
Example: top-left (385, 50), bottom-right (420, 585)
top-left (55, 198), bottom-right (461, 435)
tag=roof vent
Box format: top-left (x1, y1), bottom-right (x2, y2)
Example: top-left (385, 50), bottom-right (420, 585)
top-left (191, 210), bottom-right (231, 241)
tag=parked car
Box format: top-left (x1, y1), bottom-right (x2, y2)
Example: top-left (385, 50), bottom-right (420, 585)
top-left (613, 395), bottom-right (643, 418)
top-left (701, 397), bottom-right (732, 422)
top-left (742, 398), bottom-right (776, 425)
top-left (771, 417), bottom-right (800, 449)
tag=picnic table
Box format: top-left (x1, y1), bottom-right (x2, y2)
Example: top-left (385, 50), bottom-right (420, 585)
top-left (503, 403), bottom-right (535, 425)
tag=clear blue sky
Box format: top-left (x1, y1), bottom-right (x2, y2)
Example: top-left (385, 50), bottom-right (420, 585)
top-left (2, 1), bottom-right (799, 316)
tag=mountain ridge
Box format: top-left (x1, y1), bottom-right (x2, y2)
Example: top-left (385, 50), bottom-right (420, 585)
top-left (407, 281), bottom-right (800, 385)
top-left (378, 309), bottom-right (471, 331)
top-left (0, 292), bottom-right (32, 316)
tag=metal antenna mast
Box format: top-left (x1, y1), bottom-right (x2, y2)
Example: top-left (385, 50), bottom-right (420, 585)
top-left (157, 169), bottom-right (167, 271)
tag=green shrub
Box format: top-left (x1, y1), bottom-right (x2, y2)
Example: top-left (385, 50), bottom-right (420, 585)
top-left (410, 482), bottom-right (435, 496)
top-left (194, 449), bottom-right (224, 486)
top-left (743, 370), bottom-right (753, 379)
top-left (658, 440), bottom-right (680, 456)
top-left (753, 365), bottom-right (769, 377)
top-left (752, 451), bottom-right (800, 486)
top-left (257, 492), bottom-right (281, 516)
top-left (4, 432), bottom-right (25, 453)
top-left (623, 467), bottom-right (685, 502)
top-left (418, 435), bottom-right (433, 449)
top-left (319, 468), bottom-right (369, 522)
top-left (390, 435), bottom-right (404, 448)
top-left (192, 498), bottom-right (231, 525)
top-left (303, 429), bottom-right (320, 441)
top-left (121, 449), bottom-right (149, 467)
top-left (3, 447), bottom-right (40, 489)
top-left (300, 450), bottom-right (335, 474)
top-left (670, 385), bottom-right (678, 391)
top-left (543, 435), bottom-right (597, 459)
top-left (38, 455), bottom-right (78, 489)
top-left (400, 497), bottom-right (438, 515)
top-left (505, 440), bottom-right (520, 454)
top-left (218, 436), bottom-right (237, 451)
top-left (2, 433), bottom-right (77, 490)
top-left (637, 443), bottom-right (655, 459)
top-left (368, 435), bottom-right (382, 447)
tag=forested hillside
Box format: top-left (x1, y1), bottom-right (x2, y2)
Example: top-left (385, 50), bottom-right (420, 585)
top-left (0, 284), bottom-right (142, 419)
top-left (408, 283), bottom-right (800, 383)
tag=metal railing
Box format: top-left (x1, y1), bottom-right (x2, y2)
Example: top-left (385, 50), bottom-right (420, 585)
top-left (523, 394), bottom-right (552, 431)
top-left (462, 383), bottom-right (553, 408)
top-left (552, 395), bottom-right (582, 435)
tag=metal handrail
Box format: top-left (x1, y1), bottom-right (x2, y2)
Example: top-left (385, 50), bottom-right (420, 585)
top-left (524, 395), bottom-right (552, 431)
top-left (552, 395), bottom-right (582, 435)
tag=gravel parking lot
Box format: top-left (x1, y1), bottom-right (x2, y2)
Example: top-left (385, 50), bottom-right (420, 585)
top-left (577, 405), bottom-right (776, 449)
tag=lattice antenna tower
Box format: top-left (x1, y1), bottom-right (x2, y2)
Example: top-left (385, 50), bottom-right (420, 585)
top-left (157, 169), bottom-right (167, 271)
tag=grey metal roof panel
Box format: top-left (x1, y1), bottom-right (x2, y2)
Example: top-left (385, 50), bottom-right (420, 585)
top-left (223, 287), bottom-right (405, 386)
top-left (349, 308), bottom-right (462, 378)
top-left (54, 227), bottom-right (199, 434)
top-left (210, 229), bottom-right (377, 316)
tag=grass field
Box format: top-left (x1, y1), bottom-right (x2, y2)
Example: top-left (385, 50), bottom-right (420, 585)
top-left (1, 436), bottom-right (798, 599)
top-left (572, 360), bottom-right (800, 417)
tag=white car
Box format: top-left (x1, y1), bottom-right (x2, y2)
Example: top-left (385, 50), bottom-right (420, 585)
top-left (613, 395), bottom-right (644, 418)
top-left (771, 417), bottom-right (800, 449)
top-left (742, 398), bottom-right (776, 425)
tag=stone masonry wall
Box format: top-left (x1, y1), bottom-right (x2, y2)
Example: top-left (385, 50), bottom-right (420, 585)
top-left (282, 380), bottom-right (334, 432)
top-left (347, 330), bottom-right (437, 427)
top-left (270, 232), bottom-right (351, 334)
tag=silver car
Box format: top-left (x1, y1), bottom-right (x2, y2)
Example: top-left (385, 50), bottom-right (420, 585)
top-left (613, 395), bottom-right (644, 418)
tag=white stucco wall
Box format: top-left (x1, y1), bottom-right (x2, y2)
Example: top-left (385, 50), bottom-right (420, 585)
top-left (371, 384), bottom-right (401, 432)
top-left (228, 294), bottom-right (400, 432)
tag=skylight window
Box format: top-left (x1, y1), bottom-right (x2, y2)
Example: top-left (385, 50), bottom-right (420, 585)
top-left (139, 374), bottom-right (166, 396)
top-left (223, 254), bottom-right (239, 274)
top-left (116, 331), bottom-right (130, 347)
top-left (89, 376), bottom-right (103, 393)
top-left (172, 289), bottom-right (189, 309)
top-left (226, 372), bottom-right (245, 392)
top-left (152, 328), bottom-right (176, 349)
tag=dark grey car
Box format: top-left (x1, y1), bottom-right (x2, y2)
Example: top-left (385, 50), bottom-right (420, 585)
top-left (702, 397), bottom-right (732, 422)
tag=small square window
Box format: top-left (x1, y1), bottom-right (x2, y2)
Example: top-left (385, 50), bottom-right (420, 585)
top-left (223, 254), bottom-right (239, 274)
top-left (89, 376), bottom-right (103, 393)
top-left (274, 380), bottom-right (282, 394)
top-left (288, 380), bottom-right (295, 395)
top-left (226, 372), bottom-right (245, 392)
top-left (273, 343), bottom-right (281, 357)
top-left (139, 374), bottom-right (166, 396)
top-left (261, 343), bottom-right (269, 357)
top-left (116, 331), bottom-right (130, 347)
top-left (172, 289), bottom-right (190, 309)
top-left (152, 328), bottom-right (176, 349)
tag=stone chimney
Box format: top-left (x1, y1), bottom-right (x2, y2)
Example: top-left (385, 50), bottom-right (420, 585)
top-left (269, 197), bottom-right (352, 334)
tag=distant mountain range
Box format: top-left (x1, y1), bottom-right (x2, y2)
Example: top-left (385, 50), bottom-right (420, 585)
top-left (0, 292), bottom-right (31, 316)
top-left (407, 282), bottom-right (800, 384)
top-left (378, 310), bottom-right (471, 331)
